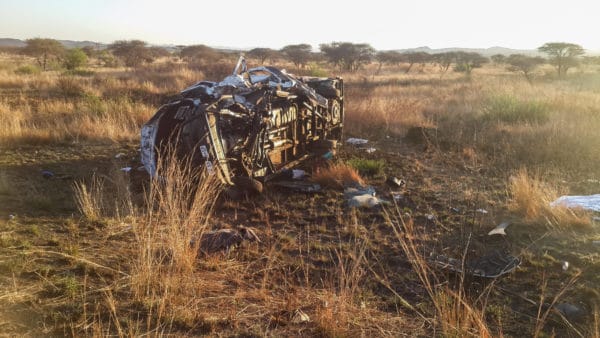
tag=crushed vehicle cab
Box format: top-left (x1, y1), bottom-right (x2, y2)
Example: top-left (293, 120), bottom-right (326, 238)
top-left (141, 56), bottom-right (343, 191)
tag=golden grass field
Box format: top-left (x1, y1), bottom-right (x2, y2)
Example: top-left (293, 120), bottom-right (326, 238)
top-left (1, 51), bottom-right (600, 337)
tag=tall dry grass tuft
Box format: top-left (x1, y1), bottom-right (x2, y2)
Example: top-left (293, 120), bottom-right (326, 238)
top-left (508, 168), bottom-right (591, 230)
top-left (386, 207), bottom-right (493, 337)
top-left (73, 175), bottom-right (104, 222)
top-left (132, 150), bottom-right (222, 301)
top-left (312, 162), bottom-right (365, 188)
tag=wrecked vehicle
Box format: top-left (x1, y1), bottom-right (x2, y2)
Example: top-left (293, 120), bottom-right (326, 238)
top-left (141, 56), bottom-right (344, 192)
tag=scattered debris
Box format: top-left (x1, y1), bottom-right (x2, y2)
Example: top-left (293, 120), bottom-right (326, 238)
top-left (551, 194), bottom-right (600, 212)
top-left (292, 169), bottom-right (306, 180)
top-left (386, 176), bottom-right (405, 188)
top-left (348, 194), bottom-right (383, 208)
top-left (120, 167), bottom-right (132, 173)
top-left (321, 151), bottom-right (334, 160)
top-left (115, 153), bottom-right (126, 159)
top-left (450, 207), bottom-right (460, 213)
top-left (346, 137), bottom-right (369, 145)
top-left (197, 226), bottom-right (260, 255)
top-left (488, 221), bottom-right (511, 236)
top-left (433, 250), bottom-right (520, 278)
top-left (345, 185), bottom-right (385, 208)
top-left (271, 181), bottom-right (321, 193)
top-left (344, 185), bottom-right (376, 198)
top-left (41, 170), bottom-right (54, 179)
top-left (391, 192), bottom-right (403, 201)
top-left (365, 147), bottom-right (377, 153)
top-left (291, 309), bottom-right (311, 324)
top-left (426, 214), bottom-right (435, 221)
top-left (562, 261), bottom-right (569, 271)
top-left (476, 208), bottom-right (488, 214)
top-left (555, 303), bottom-right (585, 321)
top-left (8, 214), bottom-right (15, 220)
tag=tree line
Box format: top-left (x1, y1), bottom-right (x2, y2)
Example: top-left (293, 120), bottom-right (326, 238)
top-left (16, 38), bottom-right (592, 79)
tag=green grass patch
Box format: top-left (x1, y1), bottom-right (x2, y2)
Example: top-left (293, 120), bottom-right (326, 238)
top-left (482, 94), bottom-right (549, 124)
top-left (14, 64), bottom-right (41, 75)
top-left (347, 157), bottom-right (385, 176)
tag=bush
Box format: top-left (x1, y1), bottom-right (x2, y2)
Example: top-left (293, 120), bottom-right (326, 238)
top-left (14, 65), bottom-right (41, 75)
top-left (64, 48), bottom-right (88, 70)
top-left (482, 95), bottom-right (549, 124)
top-left (347, 158), bottom-right (385, 176)
top-left (308, 62), bottom-right (329, 77)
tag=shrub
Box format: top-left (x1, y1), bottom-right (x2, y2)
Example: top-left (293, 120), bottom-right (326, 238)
top-left (347, 158), bottom-right (385, 176)
top-left (14, 64), bottom-right (41, 75)
top-left (64, 48), bottom-right (88, 70)
top-left (482, 95), bottom-right (549, 124)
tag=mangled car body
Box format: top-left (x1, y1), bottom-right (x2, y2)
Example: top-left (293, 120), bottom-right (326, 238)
top-left (141, 57), bottom-right (343, 190)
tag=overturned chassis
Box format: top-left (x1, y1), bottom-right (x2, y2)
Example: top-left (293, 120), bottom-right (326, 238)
top-left (141, 58), bottom-right (344, 188)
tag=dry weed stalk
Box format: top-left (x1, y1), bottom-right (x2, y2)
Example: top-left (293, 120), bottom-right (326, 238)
top-left (386, 206), bottom-right (493, 337)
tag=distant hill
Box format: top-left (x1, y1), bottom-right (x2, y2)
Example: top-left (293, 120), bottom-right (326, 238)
top-left (0, 38), bottom-right (26, 48)
top-left (393, 46), bottom-right (541, 56)
top-left (0, 38), bottom-right (107, 49)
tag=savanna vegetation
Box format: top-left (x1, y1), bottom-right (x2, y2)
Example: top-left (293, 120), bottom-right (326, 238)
top-left (1, 38), bottom-right (600, 337)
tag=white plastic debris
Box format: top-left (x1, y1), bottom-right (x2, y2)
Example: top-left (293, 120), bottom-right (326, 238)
top-left (291, 309), bottom-right (311, 323)
top-left (292, 169), bottom-right (305, 180)
top-left (346, 138), bottom-right (369, 145)
top-left (115, 153), bottom-right (126, 159)
top-left (551, 194), bottom-right (600, 212)
top-left (488, 221), bottom-right (511, 236)
top-left (426, 214), bottom-right (435, 221)
top-left (120, 167), bottom-right (132, 172)
top-left (476, 208), bottom-right (488, 214)
top-left (8, 214), bottom-right (15, 220)
top-left (348, 195), bottom-right (382, 208)
top-left (365, 147), bottom-right (377, 153)
top-left (562, 261), bottom-right (569, 271)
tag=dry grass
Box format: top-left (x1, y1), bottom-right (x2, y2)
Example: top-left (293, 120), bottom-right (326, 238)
top-left (386, 207), bottom-right (493, 337)
top-left (508, 168), bottom-right (591, 230)
top-left (311, 162), bottom-right (365, 188)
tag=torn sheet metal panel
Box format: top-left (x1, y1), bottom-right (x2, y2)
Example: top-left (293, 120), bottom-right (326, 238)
top-left (140, 56), bottom-right (344, 188)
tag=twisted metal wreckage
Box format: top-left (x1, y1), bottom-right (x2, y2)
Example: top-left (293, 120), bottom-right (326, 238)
top-left (141, 56), bottom-right (344, 192)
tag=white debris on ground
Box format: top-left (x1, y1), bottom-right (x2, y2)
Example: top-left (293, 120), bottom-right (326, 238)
top-left (344, 185), bottom-right (384, 208)
top-left (550, 194), bottom-right (600, 212)
top-left (346, 137), bottom-right (369, 145)
top-left (365, 147), bottom-right (377, 153)
top-left (488, 221), bottom-right (511, 236)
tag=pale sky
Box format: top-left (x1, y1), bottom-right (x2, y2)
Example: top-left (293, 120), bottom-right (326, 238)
top-left (0, 0), bottom-right (597, 51)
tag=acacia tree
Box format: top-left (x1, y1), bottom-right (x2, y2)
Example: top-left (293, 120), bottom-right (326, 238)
top-left (505, 54), bottom-right (546, 83)
top-left (402, 52), bottom-right (430, 73)
top-left (375, 50), bottom-right (403, 73)
top-left (109, 40), bottom-right (155, 67)
top-left (319, 42), bottom-right (375, 72)
top-left (491, 54), bottom-right (506, 64)
top-left (280, 44), bottom-right (312, 69)
top-left (432, 52), bottom-right (456, 78)
top-left (22, 38), bottom-right (65, 70)
top-left (180, 44), bottom-right (219, 62)
top-left (247, 48), bottom-right (279, 64)
top-left (453, 52), bottom-right (488, 75)
top-left (538, 42), bottom-right (584, 77)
